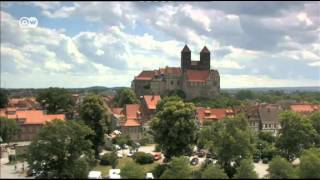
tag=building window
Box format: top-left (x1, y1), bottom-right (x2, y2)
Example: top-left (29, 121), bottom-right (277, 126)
top-left (171, 81), bottom-right (174, 85)
top-left (177, 81), bottom-right (180, 85)
top-left (264, 124), bottom-right (267, 128)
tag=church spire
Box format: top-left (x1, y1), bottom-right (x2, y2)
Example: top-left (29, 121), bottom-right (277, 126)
top-left (181, 44), bottom-right (191, 53)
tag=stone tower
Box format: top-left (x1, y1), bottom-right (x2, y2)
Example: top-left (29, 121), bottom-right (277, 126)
top-left (200, 46), bottom-right (210, 70)
top-left (181, 44), bottom-right (191, 71)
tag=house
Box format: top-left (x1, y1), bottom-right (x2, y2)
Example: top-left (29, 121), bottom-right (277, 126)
top-left (196, 107), bottom-right (235, 126)
top-left (290, 103), bottom-right (320, 114)
top-left (140, 95), bottom-right (161, 123)
top-left (258, 104), bottom-right (282, 135)
top-left (111, 104), bottom-right (143, 141)
top-left (243, 104), bottom-right (261, 132)
top-left (0, 108), bottom-right (65, 141)
top-left (8, 97), bottom-right (41, 110)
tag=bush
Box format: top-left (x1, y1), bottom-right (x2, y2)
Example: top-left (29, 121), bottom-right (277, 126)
top-left (133, 152), bottom-right (154, 164)
top-left (8, 155), bottom-right (16, 162)
top-left (152, 164), bottom-right (168, 178)
top-left (100, 152), bottom-right (118, 168)
top-left (154, 144), bottom-right (162, 152)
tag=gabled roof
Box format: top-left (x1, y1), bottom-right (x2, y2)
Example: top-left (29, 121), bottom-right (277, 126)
top-left (125, 104), bottom-right (141, 119)
top-left (0, 108), bottom-right (65, 125)
top-left (123, 118), bottom-right (141, 127)
top-left (186, 70), bottom-right (210, 82)
top-left (111, 108), bottom-right (124, 115)
top-left (135, 71), bottom-right (155, 80)
top-left (196, 107), bottom-right (234, 125)
top-left (143, 95), bottom-right (161, 110)
top-left (181, 44), bottom-right (191, 53)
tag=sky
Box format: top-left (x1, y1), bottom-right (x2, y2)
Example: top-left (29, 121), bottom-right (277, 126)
top-left (1, 1), bottom-right (319, 89)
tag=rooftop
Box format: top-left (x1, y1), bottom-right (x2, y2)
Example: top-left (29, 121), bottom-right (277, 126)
top-left (143, 95), bottom-right (161, 110)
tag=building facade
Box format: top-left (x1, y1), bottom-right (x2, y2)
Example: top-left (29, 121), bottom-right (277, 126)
top-left (132, 45), bottom-right (220, 100)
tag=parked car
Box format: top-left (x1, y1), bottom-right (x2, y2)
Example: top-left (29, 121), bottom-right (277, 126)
top-left (153, 152), bottom-right (162, 161)
top-left (190, 157), bottom-right (199, 166)
top-left (117, 152), bottom-right (123, 158)
top-left (262, 158), bottom-right (269, 164)
top-left (123, 144), bottom-right (129, 149)
top-left (127, 151), bottom-right (134, 157)
top-left (146, 172), bottom-right (154, 179)
top-left (114, 145), bottom-right (121, 150)
top-left (197, 150), bottom-right (206, 158)
top-left (253, 156), bottom-right (260, 163)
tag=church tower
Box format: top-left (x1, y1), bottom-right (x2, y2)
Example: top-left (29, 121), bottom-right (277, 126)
top-left (181, 44), bottom-right (191, 71)
top-left (200, 46), bottom-right (210, 70)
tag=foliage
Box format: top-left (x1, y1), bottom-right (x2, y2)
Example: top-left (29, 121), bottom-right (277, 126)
top-left (267, 156), bottom-right (297, 179)
top-left (0, 89), bottom-right (9, 108)
top-left (233, 159), bottom-right (258, 179)
top-left (190, 91), bottom-right (241, 108)
top-left (79, 93), bottom-right (111, 157)
top-left (201, 164), bottom-right (228, 179)
top-left (100, 151), bottom-right (118, 168)
top-left (197, 114), bottom-right (255, 177)
top-left (258, 131), bottom-right (275, 144)
top-left (235, 90), bottom-right (255, 100)
top-left (113, 88), bottom-right (139, 108)
top-left (113, 134), bottom-right (133, 148)
top-left (133, 152), bottom-right (154, 164)
top-left (152, 164), bottom-right (168, 178)
top-left (151, 97), bottom-right (197, 159)
top-left (36, 87), bottom-right (75, 114)
top-left (298, 148), bottom-right (320, 178)
top-left (120, 161), bottom-right (145, 179)
top-left (27, 120), bottom-right (94, 178)
top-left (276, 111), bottom-right (317, 161)
top-left (166, 89), bottom-right (186, 99)
top-left (309, 112), bottom-right (320, 147)
top-left (160, 156), bottom-right (192, 179)
top-left (0, 117), bottom-right (20, 144)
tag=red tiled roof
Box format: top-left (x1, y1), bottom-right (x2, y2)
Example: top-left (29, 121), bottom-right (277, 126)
top-left (290, 104), bottom-right (320, 113)
top-left (161, 67), bottom-right (181, 76)
top-left (125, 104), bottom-right (142, 119)
top-left (112, 108), bottom-right (124, 115)
top-left (186, 70), bottom-right (210, 82)
top-left (135, 71), bottom-right (155, 80)
top-left (143, 95), bottom-right (161, 110)
top-left (0, 108), bottom-right (65, 125)
top-left (123, 118), bottom-right (141, 127)
top-left (196, 107), bottom-right (234, 125)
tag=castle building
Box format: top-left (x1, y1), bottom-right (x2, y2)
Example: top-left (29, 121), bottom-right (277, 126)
top-left (131, 45), bottom-right (220, 99)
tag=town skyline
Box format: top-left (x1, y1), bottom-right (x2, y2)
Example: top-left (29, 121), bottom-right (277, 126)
top-left (1, 1), bottom-right (319, 89)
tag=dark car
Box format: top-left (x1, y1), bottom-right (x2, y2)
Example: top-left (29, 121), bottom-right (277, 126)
top-left (262, 157), bottom-right (269, 164)
top-left (190, 157), bottom-right (199, 166)
top-left (253, 156), bottom-right (260, 163)
top-left (197, 150), bottom-right (206, 158)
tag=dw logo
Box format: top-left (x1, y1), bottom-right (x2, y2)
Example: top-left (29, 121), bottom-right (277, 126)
top-left (19, 17), bottom-right (38, 28)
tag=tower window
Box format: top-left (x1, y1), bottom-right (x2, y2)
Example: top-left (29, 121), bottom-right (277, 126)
top-left (171, 81), bottom-right (173, 85)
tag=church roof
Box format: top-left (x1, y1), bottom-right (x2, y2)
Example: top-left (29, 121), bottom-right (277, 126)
top-left (135, 71), bottom-right (155, 80)
top-left (186, 70), bottom-right (210, 82)
top-left (181, 45), bottom-right (191, 52)
top-left (201, 46), bottom-right (210, 53)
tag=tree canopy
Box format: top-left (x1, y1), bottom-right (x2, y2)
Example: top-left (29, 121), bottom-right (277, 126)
top-left (36, 87), bottom-right (75, 114)
top-left (0, 89), bottom-right (9, 108)
top-left (0, 117), bottom-right (20, 144)
top-left (201, 164), bottom-right (228, 179)
top-left (113, 88), bottom-right (139, 107)
top-left (151, 97), bottom-right (197, 159)
top-left (27, 119), bottom-right (94, 179)
top-left (267, 156), bottom-right (297, 179)
top-left (276, 111), bottom-right (317, 160)
top-left (299, 148), bottom-right (320, 178)
top-left (120, 161), bottom-right (145, 179)
top-left (160, 156), bottom-right (192, 179)
top-left (79, 93), bottom-right (111, 157)
top-left (233, 159), bottom-right (258, 179)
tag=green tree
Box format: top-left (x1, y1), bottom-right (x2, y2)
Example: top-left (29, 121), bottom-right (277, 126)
top-left (276, 111), bottom-right (317, 160)
top-left (0, 117), bottom-right (20, 144)
top-left (199, 114), bottom-right (254, 177)
top-left (299, 148), bottom-right (320, 178)
top-left (27, 120), bottom-right (94, 178)
top-left (150, 97), bottom-right (197, 159)
top-left (79, 94), bottom-right (111, 158)
top-left (258, 131), bottom-right (275, 144)
top-left (120, 161), bottom-right (144, 179)
top-left (235, 90), bottom-right (254, 100)
top-left (113, 88), bottom-right (139, 107)
top-left (310, 112), bottom-right (320, 147)
top-left (201, 164), bottom-right (228, 179)
top-left (0, 89), bottom-right (8, 108)
top-left (233, 159), bottom-right (258, 179)
top-left (267, 156), bottom-right (297, 179)
top-left (160, 156), bottom-right (192, 179)
top-left (36, 87), bottom-right (75, 114)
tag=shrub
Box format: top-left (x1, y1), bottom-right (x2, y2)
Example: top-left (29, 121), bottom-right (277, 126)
top-left (152, 164), bottom-right (168, 178)
top-left (154, 144), bottom-right (162, 152)
top-left (133, 152), bottom-right (154, 164)
top-left (100, 152), bottom-right (118, 168)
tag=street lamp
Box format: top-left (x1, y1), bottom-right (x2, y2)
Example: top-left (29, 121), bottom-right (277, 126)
top-left (259, 143), bottom-right (262, 161)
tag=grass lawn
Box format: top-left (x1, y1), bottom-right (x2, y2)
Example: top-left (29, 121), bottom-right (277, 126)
top-left (92, 157), bottom-right (161, 177)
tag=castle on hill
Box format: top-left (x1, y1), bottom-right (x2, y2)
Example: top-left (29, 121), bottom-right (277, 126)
top-left (131, 45), bottom-right (220, 99)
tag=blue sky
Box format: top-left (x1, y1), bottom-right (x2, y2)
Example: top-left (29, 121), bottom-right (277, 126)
top-left (1, 1), bottom-right (319, 88)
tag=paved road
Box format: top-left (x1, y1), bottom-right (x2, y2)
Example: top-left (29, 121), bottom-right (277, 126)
top-left (254, 161), bottom-right (269, 178)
